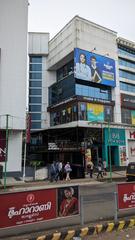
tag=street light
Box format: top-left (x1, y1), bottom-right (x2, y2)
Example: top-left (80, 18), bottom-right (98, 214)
top-left (107, 121), bottom-right (112, 182)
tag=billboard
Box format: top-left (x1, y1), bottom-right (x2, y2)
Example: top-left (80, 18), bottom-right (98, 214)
top-left (0, 189), bottom-right (57, 228)
top-left (117, 183), bottom-right (135, 210)
top-left (0, 186), bottom-right (79, 229)
top-left (87, 103), bottom-right (104, 122)
top-left (74, 48), bottom-right (116, 87)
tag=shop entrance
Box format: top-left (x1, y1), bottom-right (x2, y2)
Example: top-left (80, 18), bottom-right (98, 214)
top-left (108, 146), bottom-right (119, 166)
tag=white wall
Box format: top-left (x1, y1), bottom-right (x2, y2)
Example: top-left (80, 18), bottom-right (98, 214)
top-left (28, 32), bottom-right (49, 55)
top-left (0, 0), bottom-right (28, 130)
top-left (0, 0), bottom-right (28, 172)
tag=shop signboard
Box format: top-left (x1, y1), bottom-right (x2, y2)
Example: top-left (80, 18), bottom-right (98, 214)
top-left (74, 48), bottom-right (116, 87)
top-left (117, 183), bottom-right (135, 210)
top-left (104, 128), bottom-right (126, 146)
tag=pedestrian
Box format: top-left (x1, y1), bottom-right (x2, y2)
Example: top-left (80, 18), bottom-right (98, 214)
top-left (64, 162), bottom-right (72, 181)
top-left (103, 160), bottom-right (107, 176)
top-left (87, 161), bottom-right (94, 178)
top-left (50, 161), bottom-right (58, 182)
top-left (57, 161), bottom-right (63, 180)
top-left (97, 161), bottom-right (103, 179)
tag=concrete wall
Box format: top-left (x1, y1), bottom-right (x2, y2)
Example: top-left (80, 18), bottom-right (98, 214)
top-left (0, 0), bottom-right (28, 129)
top-left (0, 0), bottom-right (28, 172)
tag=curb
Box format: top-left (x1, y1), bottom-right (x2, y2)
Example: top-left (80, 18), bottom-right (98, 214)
top-left (29, 218), bottom-right (135, 240)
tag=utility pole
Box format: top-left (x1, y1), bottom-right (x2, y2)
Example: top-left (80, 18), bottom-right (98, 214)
top-left (4, 114), bottom-right (9, 190)
top-left (108, 121), bottom-right (112, 182)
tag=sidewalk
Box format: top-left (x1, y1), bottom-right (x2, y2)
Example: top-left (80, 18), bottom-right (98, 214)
top-left (0, 170), bottom-right (126, 190)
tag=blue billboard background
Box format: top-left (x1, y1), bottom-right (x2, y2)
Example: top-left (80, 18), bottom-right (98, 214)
top-left (74, 48), bottom-right (116, 87)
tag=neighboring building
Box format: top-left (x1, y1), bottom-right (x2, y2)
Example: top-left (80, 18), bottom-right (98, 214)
top-left (0, 0), bottom-right (28, 174)
top-left (28, 32), bottom-right (50, 131)
top-left (117, 37), bottom-right (135, 163)
top-left (28, 16), bottom-right (135, 178)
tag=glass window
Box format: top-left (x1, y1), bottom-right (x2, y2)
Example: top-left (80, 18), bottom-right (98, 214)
top-left (30, 56), bottom-right (42, 63)
top-left (31, 122), bottom-right (41, 129)
top-left (30, 64), bottom-right (42, 71)
top-left (29, 81), bottom-right (42, 87)
top-left (72, 104), bottom-right (78, 121)
top-left (31, 113), bottom-right (41, 120)
top-left (118, 46), bottom-right (135, 59)
top-left (57, 60), bottom-right (74, 81)
top-left (104, 105), bottom-right (113, 122)
top-left (29, 97), bottom-right (42, 104)
top-left (78, 102), bottom-right (87, 120)
top-left (121, 108), bottom-right (131, 124)
top-left (120, 82), bottom-right (135, 93)
top-left (29, 73), bottom-right (42, 79)
top-left (29, 89), bottom-right (42, 95)
top-left (119, 70), bottom-right (135, 81)
top-left (29, 105), bottom-right (41, 112)
top-left (75, 84), bottom-right (111, 100)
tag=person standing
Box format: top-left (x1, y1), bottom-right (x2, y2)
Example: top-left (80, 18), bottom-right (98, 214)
top-left (64, 162), bottom-right (72, 181)
top-left (97, 161), bottom-right (103, 179)
top-left (103, 160), bottom-right (107, 176)
top-left (89, 161), bottom-right (94, 178)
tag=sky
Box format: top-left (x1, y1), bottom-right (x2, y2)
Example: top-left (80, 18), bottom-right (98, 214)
top-left (28, 0), bottom-right (135, 42)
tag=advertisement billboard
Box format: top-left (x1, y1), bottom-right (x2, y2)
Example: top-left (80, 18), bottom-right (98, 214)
top-left (74, 48), bottom-right (116, 87)
top-left (118, 183), bottom-right (135, 210)
top-left (58, 186), bottom-right (79, 217)
top-left (87, 103), bottom-right (104, 122)
top-left (0, 186), bottom-right (79, 229)
top-left (0, 189), bottom-right (57, 228)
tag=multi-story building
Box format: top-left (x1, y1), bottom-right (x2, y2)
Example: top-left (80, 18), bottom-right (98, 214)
top-left (28, 16), bottom-right (135, 178)
top-left (117, 37), bottom-right (135, 163)
top-left (0, 0), bottom-right (28, 174)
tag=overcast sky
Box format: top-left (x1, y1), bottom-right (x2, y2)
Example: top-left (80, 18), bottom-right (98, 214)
top-left (28, 0), bottom-right (135, 42)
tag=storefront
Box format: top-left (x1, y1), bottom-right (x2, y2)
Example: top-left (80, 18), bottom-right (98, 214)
top-left (103, 128), bottom-right (126, 167)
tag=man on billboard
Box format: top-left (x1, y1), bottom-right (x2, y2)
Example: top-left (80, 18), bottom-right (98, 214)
top-left (90, 55), bottom-right (102, 83)
top-left (74, 53), bottom-right (91, 81)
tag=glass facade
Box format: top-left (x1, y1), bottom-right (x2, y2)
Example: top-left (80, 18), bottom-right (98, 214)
top-left (50, 102), bottom-right (113, 126)
top-left (118, 46), bottom-right (135, 59)
top-left (119, 70), bottom-right (135, 81)
top-left (120, 82), bottom-right (135, 93)
top-left (29, 56), bottom-right (42, 130)
top-left (76, 84), bottom-right (111, 100)
top-left (119, 58), bottom-right (135, 69)
top-left (57, 60), bottom-right (74, 82)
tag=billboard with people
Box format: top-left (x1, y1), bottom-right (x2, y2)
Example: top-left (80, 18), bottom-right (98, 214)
top-left (74, 48), bottom-right (116, 87)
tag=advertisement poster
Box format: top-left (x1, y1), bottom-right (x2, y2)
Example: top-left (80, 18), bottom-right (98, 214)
top-left (119, 146), bottom-right (126, 166)
top-left (118, 183), bottom-right (135, 210)
top-left (0, 131), bottom-right (6, 162)
top-left (0, 189), bottom-right (57, 228)
top-left (131, 111), bottom-right (135, 125)
top-left (74, 48), bottom-right (116, 87)
top-left (58, 186), bottom-right (79, 218)
top-left (87, 103), bottom-right (104, 122)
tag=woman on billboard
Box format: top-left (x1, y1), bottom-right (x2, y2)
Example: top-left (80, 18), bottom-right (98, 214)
top-left (75, 53), bottom-right (91, 81)
top-left (58, 187), bottom-right (79, 217)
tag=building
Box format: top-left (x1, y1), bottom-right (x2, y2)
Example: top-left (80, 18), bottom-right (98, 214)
top-left (0, 0), bottom-right (28, 175)
top-left (117, 37), bottom-right (135, 163)
top-left (28, 16), bottom-right (135, 178)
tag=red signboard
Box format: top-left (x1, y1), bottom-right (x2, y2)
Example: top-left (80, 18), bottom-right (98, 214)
top-left (117, 183), bottom-right (135, 210)
top-left (0, 189), bottom-right (56, 229)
